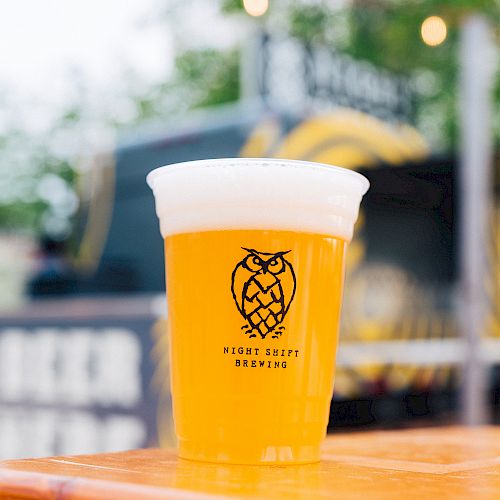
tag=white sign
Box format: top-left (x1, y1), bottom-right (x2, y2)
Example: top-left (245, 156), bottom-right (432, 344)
top-left (0, 327), bottom-right (146, 459)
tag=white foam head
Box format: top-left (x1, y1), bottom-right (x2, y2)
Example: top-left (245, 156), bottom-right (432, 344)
top-left (147, 158), bottom-right (369, 241)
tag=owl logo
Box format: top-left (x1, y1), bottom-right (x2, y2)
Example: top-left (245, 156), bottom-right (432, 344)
top-left (231, 248), bottom-right (296, 339)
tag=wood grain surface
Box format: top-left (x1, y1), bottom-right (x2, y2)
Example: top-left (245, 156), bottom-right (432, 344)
top-left (2, 426), bottom-right (500, 499)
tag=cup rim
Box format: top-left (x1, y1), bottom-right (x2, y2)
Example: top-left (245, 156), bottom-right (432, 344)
top-left (146, 157), bottom-right (370, 194)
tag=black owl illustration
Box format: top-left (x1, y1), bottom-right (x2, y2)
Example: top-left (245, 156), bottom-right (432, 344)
top-left (231, 248), bottom-right (296, 339)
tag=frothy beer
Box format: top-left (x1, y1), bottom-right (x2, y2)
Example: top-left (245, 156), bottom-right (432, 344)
top-left (148, 158), bottom-right (368, 464)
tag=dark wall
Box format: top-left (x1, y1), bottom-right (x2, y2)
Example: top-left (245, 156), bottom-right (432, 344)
top-left (88, 107), bottom-right (273, 293)
top-left (360, 158), bottom-right (456, 286)
top-left (68, 107), bottom-right (457, 296)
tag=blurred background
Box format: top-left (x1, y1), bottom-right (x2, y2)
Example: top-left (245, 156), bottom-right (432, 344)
top-left (0, 0), bottom-right (498, 459)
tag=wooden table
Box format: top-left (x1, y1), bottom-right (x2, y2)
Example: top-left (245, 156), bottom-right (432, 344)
top-left (1, 426), bottom-right (500, 499)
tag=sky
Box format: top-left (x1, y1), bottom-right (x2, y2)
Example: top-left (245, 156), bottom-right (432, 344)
top-left (0, 0), bottom-right (172, 96)
top-left (0, 0), bottom-right (245, 136)
top-left (0, 0), bottom-right (244, 95)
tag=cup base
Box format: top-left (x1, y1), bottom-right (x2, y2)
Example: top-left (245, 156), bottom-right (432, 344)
top-left (178, 439), bottom-right (321, 465)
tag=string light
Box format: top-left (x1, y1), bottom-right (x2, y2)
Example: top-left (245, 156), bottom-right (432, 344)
top-left (243, 0), bottom-right (269, 17)
top-left (421, 16), bottom-right (447, 47)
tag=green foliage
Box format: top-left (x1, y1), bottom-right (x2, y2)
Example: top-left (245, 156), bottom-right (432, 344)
top-left (279, 0), bottom-right (499, 148)
top-left (0, 200), bottom-right (46, 233)
top-left (221, 0), bottom-right (245, 14)
top-left (289, 4), bottom-right (331, 44)
top-left (0, 116), bottom-right (80, 236)
top-left (347, 4), bottom-right (459, 146)
top-left (175, 48), bottom-right (240, 108)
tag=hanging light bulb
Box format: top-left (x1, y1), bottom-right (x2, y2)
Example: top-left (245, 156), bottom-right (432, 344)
top-left (421, 16), bottom-right (447, 47)
top-left (243, 0), bottom-right (269, 17)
